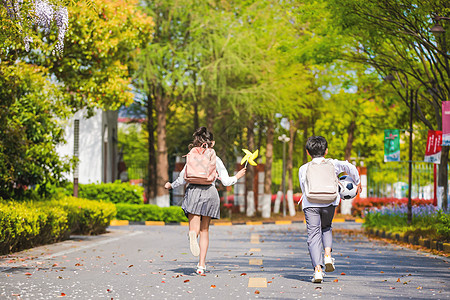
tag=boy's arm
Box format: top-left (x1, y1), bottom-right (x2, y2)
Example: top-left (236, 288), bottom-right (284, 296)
top-left (298, 165), bottom-right (307, 201)
top-left (333, 160), bottom-right (361, 193)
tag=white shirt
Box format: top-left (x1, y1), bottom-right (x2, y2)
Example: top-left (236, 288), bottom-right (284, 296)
top-left (298, 157), bottom-right (360, 210)
top-left (171, 156), bottom-right (237, 189)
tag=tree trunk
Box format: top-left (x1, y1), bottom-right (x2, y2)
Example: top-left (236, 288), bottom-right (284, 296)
top-left (206, 96), bottom-right (214, 130)
top-left (286, 119), bottom-right (296, 216)
top-left (246, 117), bottom-right (256, 217)
top-left (193, 99), bottom-right (199, 131)
top-left (262, 119), bottom-right (274, 218)
top-left (155, 95), bottom-right (170, 207)
top-left (146, 93), bottom-right (157, 204)
top-left (344, 119), bottom-right (356, 161)
top-left (302, 119), bottom-right (308, 164)
top-left (438, 146), bottom-right (449, 212)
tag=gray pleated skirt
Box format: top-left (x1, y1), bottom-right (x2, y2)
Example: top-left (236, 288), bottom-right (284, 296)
top-left (181, 184), bottom-right (220, 219)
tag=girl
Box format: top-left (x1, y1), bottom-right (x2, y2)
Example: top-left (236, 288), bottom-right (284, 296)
top-left (164, 127), bottom-right (246, 275)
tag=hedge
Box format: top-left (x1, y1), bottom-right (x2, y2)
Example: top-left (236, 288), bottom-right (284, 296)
top-left (115, 203), bottom-right (188, 223)
top-left (77, 181), bottom-right (144, 204)
top-left (0, 197), bottom-right (116, 255)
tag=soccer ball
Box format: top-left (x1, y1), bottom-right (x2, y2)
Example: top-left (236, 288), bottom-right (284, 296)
top-left (338, 175), bottom-right (357, 200)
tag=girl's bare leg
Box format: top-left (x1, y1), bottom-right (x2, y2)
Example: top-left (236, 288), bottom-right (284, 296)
top-left (198, 216), bottom-right (211, 268)
top-left (188, 214), bottom-right (201, 236)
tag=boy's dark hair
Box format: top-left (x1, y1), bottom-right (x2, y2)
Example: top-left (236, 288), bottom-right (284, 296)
top-left (306, 136), bottom-right (328, 158)
top-left (189, 127), bottom-right (214, 149)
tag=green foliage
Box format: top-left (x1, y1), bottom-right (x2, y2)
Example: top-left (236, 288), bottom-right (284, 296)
top-left (363, 207), bottom-right (450, 242)
top-left (29, 0), bottom-right (155, 111)
top-left (0, 197), bottom-right (116, 254)
top-left (48, 197), bottom-right (116, 235)
top-left (74, 181), bottom-right (144, 204)
top-left (118, 124), bottom-right (148, 171)
top-left (437, 212), bottom-right (450, 241)
top-left (115, 203), bottom-right (188, 222)
top-left (0, 63), bottom-right (72, 199)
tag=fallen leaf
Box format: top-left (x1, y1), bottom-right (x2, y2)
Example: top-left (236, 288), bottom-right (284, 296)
top-left (255, 290), bottom-right (260, 294)
top-left (397, 278), bottom-right (401, 282)
top-left (240, 273), bottom-right (247, 276)
top-left (184, 280), bottom-right (190, 283)
top-left (340, 272), bottom-right (346, 275)
top-left (128, 265), bottom-right (133, 268)
top-left (315, 287), bottom-right (322, 290)
top-left (380, 271), bottom-right (384, 273)
top-left (210, 285), bottom-right (216, 288)
top-left (390, 287), bottom-right (395, 289)
top-left (60, 293), bottom-right (66, 296)
top-left (333, 279), bottom-right (338, 282)
top-left (25, 272), bottom-right (32, 276)
top-left (75, 263), bottom-right (83, 266)
top-left (161, 281), bottom-right (165, 283)
top-left (268, 281), bottom-right (272, 283)
top-left (417, 286), bottom-right (423, 289)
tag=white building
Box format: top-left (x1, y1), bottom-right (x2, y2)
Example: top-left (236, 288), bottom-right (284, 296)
top-left (57, 108), bottom-right (119, 184)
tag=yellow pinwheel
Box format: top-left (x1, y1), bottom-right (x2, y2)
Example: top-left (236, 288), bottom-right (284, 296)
top-left (241, 149), bottom-right (259, 167)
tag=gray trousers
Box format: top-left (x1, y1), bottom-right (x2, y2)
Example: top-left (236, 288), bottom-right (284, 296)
top-left (303, 205), bottom-right (336, 269)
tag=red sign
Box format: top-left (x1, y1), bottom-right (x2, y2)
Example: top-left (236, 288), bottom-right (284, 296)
top-left (424, 130), bottom-right (442, 164)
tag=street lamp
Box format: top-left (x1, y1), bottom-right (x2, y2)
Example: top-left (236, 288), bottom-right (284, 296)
top-left (430, 16), bottom-right (450, 37)
top-left (278, 134), bottom-right (290, 217)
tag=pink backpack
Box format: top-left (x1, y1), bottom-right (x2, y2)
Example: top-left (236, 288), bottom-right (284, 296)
top-left (184, 146), bottom-right (217, 185)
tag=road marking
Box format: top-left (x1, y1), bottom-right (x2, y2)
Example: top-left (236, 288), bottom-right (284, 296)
top-left (249, 248), bottom-right (261, 252)
top-left (248, 277), bottom-right (267, 288)
top-left (355, 218), bottom-right (364, 223)
top-left (145, 221), bottom-right (165, 226)
top-left (249, 259), bottom-right (263, 265)
top-left (214, 222), bottom-right (232, 226)
top-left (246, 221), bottom-right (263, 225)
top-left (180, 222), bottom-right (189, 226)
top-left (334, 218), bottom-right (345, 223)
top-left (275, 220), bottom-right (292, 225)
top-left (250, 234), bottom-right (260, 244)
top-left (110, 220), bottom-right (129, 226)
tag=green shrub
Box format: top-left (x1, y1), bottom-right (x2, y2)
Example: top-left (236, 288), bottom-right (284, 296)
top-left (78, 181), bottom-right (144, 204)
top-left (0, 197), bottom-right (116, 255)
top-left (49, 197), bottom-right (117, 235)
top-left (115, 203), bottom-right (188, 223)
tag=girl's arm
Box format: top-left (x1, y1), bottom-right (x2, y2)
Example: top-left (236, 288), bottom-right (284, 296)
top-left (165, 165), bottom-right (186, 189)
top-left (216, 157), bottom-right (246, 186)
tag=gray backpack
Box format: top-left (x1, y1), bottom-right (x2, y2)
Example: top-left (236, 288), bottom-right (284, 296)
top-left (305, 159), bottom-right (339, 204)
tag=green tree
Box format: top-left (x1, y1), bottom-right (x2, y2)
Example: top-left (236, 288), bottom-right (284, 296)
top-left (328, 0), bottom-right (450, 210)
top-left (0, 63), bottom-right (71, 198)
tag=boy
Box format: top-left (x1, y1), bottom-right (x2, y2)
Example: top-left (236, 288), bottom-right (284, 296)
top-left (299, 136), bottom-right (361, 283)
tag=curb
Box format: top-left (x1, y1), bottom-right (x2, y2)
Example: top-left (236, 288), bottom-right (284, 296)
top-left (366, 228), bottom-right (450, 254)
top-left (109, 218), bottom-right (364, 227)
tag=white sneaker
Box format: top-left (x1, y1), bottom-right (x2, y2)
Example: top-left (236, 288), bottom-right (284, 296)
top-left (196, 264), bottom-right (206, 275)
top-left (188, 231), bottom-right (200, 257)
top-left (311, 270), bottom-right (324, 283)
top-left (324, 255), bottom-right (335, 272)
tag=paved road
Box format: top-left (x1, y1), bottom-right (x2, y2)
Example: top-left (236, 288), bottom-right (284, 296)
top-left (1, 223), bottom-right (449, 299)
